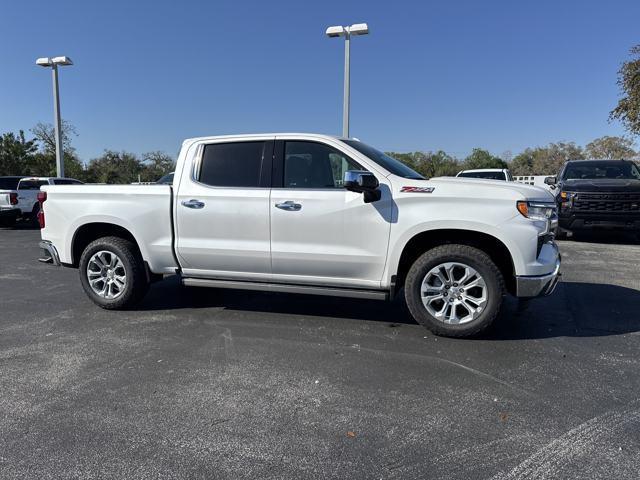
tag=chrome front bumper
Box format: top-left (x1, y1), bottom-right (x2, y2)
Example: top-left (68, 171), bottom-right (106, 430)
top-left (515, 256), bottom-right (561, 298)
top-left (39, 240), bottom-right (61, 266)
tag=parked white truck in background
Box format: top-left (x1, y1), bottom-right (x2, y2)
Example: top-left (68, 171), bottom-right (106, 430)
top-left (0, 176), bottom-right (83, 226)
top-left (456, 168), bottom-right (513, 181)
top-left (38, 134), bottom-right (560, 337)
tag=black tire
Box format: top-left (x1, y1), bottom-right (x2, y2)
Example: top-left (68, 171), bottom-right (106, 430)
top-left (404, 244), bottom-right (504, 338)
top-left (555, 227), bottom-right (569, 240)
top-left (78, 236), bottom-right (149, 309)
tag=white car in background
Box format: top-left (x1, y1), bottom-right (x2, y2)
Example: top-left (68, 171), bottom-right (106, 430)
top-left (0, 176), bottom-right (83, 226)
top-left (456, 169), bottom-right (513, 181)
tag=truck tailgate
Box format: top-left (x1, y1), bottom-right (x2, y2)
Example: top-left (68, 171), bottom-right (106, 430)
top-left (0, 190), bottom-right (17, 209)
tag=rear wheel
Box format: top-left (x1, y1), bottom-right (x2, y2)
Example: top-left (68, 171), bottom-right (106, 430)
top-left (79, 236), bottom-right (149, 309)
top-left (405, 244), bottom-right (504, 337)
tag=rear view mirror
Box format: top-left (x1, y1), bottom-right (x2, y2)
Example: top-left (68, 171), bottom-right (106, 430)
top-left (544, 176), bottom-right (557, 185)
top-left (343, 170), bottom-right (381, 203)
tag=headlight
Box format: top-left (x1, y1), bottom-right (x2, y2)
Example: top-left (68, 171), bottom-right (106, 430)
top-left (517, 201), bottom-right (556, 221)
top-left (517, 201), bottom-right (558, 235)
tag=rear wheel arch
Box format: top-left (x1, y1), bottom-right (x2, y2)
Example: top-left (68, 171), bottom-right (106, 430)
top-left (393, 229), bottom-right (516, 296)
top-left (71, 222), bottom-right (142, 268)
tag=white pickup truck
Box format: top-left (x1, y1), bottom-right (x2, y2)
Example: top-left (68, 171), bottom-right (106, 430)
top-left (0, 176), bottom-right (83, 226)
top-left (39, 134), bottom-right (560, 337)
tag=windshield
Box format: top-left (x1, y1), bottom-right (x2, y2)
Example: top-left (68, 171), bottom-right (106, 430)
top-left (0, 177), bottom-right (22, 190)
top-left (563, 161), bottom-right (640, 180)
top-left (458, 171), bottom-right (506, 181)
top-left (341, 140), bottom-right (424, 179)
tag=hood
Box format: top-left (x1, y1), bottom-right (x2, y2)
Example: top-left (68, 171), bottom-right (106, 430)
top-left (561, 178), bottom-right (640, 193)
top-left (422, 176), bottom-right (554, 202)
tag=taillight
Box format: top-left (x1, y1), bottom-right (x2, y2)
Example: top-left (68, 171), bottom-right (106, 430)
top-left (37, 191), bottom-right (47, 229)
top-left (9, 192), bottom-right (18, 205)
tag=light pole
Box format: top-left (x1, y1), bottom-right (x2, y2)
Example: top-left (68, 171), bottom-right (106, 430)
top-left (36, 56), bottom-right (73, 178)
top-left (325, 23), bottom-right (369, 138)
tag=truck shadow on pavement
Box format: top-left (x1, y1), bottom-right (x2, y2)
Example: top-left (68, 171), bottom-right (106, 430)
top-left (137, 277), bottom-right (640, 340)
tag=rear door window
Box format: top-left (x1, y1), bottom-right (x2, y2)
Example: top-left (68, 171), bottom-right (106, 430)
top-left (197, 142), bottom-right (266, 188)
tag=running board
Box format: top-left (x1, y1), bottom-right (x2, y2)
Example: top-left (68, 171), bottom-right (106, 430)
top-left (181, 277), bottom-right (389, 301)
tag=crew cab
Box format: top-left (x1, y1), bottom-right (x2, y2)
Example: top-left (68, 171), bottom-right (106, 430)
top-left (0, 176), bottom-right (83, 226)
top-left (38, 134), bottom-right (561, 337)
top-left (546, 159), bottom-right (640, 235)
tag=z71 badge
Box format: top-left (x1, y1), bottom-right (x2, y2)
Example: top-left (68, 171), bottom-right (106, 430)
top-left (400, 186), bottom-right (435, 193)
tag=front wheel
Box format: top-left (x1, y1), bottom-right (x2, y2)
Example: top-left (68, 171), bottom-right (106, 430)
top-left (79, 236), bottom-right (149, 309)
top-left (404, 244), bottom-right (504, 337)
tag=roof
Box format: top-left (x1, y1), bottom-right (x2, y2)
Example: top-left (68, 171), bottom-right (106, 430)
top-left (565, 159), bottom-right (637, 166)
top-left (183, 132), bottom-right (346, 144)
top-left (458, 168), bottom-right (507, 173)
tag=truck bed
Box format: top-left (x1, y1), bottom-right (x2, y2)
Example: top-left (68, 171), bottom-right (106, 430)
top-left (41, 184), bottom-right (178, 273)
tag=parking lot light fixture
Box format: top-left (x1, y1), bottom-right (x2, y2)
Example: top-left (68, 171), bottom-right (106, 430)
top-left (36, 55), bottom-right (73, 178)
top-left (325, 23), bottom-right (369, 138)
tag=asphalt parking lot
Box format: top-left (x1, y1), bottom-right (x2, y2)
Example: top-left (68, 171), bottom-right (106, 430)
top-left (1, 226), bottom-right (640, 479)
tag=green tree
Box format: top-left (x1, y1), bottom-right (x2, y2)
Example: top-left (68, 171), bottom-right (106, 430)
top-left (85, 150), bottom-right (144, 184)
top-left (461, 148), bottom-right (507, 170)
top-left (386, 150), bottom-right (460, 178)
top-left (510, 142), bottom-right (584, 176)
top-left (584, 135), bottom-right (636, 159)
top-left (140, 151), bottom-right (175, 182)
top-left (610, 45), bottom-right (640, 136)
top-left (0, 131), bottom-right (37, 175)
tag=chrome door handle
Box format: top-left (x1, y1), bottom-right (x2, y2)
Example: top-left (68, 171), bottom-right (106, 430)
top-left (181, 199), bottom-right (205, 209)
top-left (275, 201), bottom-right (302, 211)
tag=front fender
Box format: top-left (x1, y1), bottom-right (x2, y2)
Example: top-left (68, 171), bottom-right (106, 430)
top-left (383, 220), bottom-right (527, 288)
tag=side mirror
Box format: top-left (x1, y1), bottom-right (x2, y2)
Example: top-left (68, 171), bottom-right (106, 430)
top-left (343, 170), bottom-right (381, 203)
top-left (544, 176), bottom-right (557, 186)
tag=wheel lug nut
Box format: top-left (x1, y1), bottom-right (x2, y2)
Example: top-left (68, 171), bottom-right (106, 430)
top-left (453, 283), bottom-right (458, 287)
top-left (457, 296), bottom-right (462, 300)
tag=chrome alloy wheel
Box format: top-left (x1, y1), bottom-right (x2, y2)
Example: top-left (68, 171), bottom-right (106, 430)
top-left (86, 250), bottom-right (127, 299)
top-left (420, 262), bottom-right (488, 324)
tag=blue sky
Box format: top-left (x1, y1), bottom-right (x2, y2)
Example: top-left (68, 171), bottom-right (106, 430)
top-left (1, 0), bottom-right (639, 162)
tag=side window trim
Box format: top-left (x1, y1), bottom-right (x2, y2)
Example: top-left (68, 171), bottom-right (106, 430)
top-left (272, 139), bottom-right (364, 190)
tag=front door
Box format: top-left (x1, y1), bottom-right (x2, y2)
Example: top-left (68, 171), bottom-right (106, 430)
top-left (270, 139), bottom-right (392, 289)
top-left (175, 139), bottom-right (274, 280)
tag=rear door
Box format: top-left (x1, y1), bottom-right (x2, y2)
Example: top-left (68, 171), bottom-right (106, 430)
top-left (269, 138), bottom-right (392, 288)
top-left (175, 138), bottom-right (274, 280)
